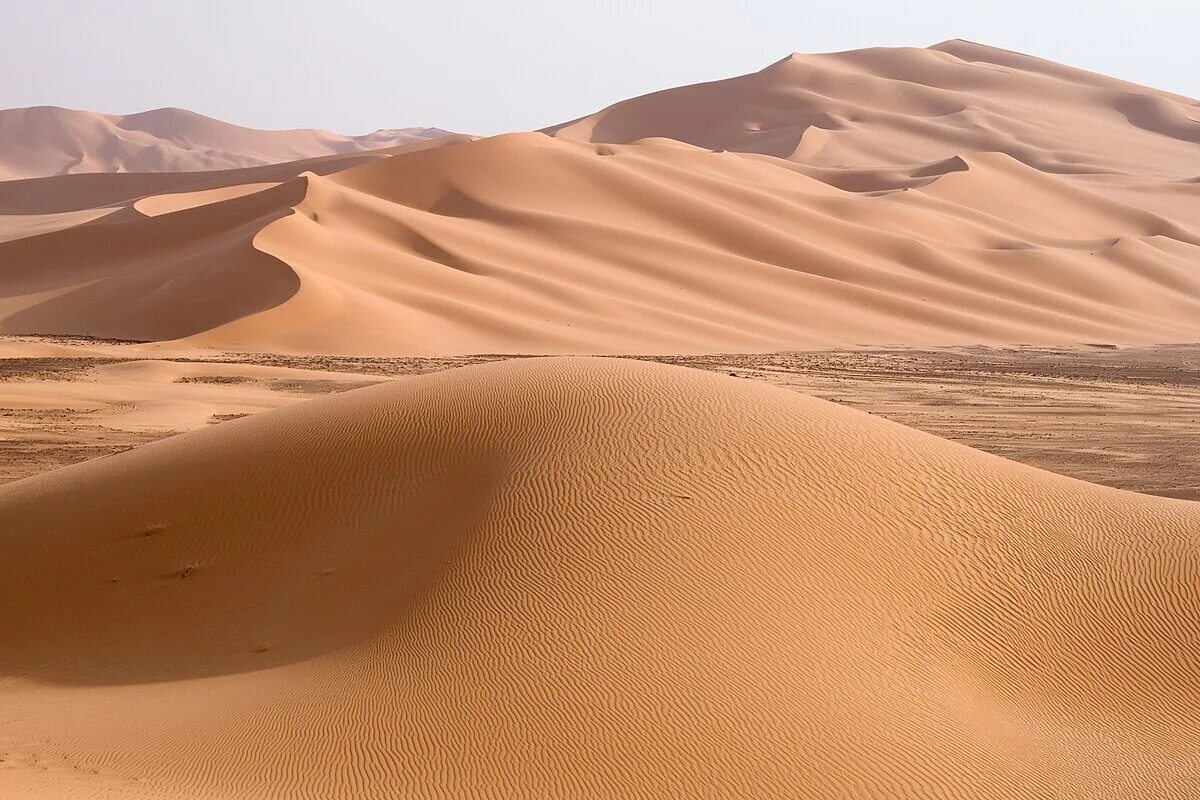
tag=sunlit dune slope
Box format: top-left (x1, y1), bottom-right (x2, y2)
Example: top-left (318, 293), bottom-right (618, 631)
top-left (0, 105), bottom-right (449, 180)
top-left (0, 357), bottom-right (1197, 798)
top-left (546, 39), bottom-right (1199, 177)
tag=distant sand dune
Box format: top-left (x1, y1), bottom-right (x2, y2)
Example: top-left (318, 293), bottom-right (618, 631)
top-left (0, 179), bottom-right (304, 340)
top-left (0, 105), bottom-right (450, 180)
top-left (0, 133), bottom-right (474, 215)
top-left (548, 40), bottom-right (1198, 176)
top-left (0, 357), bottom-right (1196, 797)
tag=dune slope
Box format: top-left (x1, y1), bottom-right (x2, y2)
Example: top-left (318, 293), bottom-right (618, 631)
top-left (0, 179), bottom-right (305, 340)
top-left (0, 357), bottom-right (1197, 798)
top-left (136, 132), bottom-right (1200, 352)
top-left (546, 39), bottom-right (1199, 176)
top-left (0, 105), bottom-right (449, 180)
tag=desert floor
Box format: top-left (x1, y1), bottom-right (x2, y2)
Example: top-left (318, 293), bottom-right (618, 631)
top-left (2, 336), bottom-right (1195, 500)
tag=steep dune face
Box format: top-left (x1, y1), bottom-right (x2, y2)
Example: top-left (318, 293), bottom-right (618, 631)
top-left (0, 357), bottom-right (1197, 798)
top-left (547, 40), bottom-right (1199, 177)
top-left (0, 105), bottom-right (449, 180)
top-left (0, 179), bottom-right (304, 340)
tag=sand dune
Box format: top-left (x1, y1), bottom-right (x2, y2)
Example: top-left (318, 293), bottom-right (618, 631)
top-left (0, 105), bottom-right (450, 181)
top-left (4, 130), bottom-right (1199, 353)
top-left (0, 180), bottom-right (305, 340)
top-left (2, 39), bottom-right (1196, 800)
top-left (547, 39), bottom-right (1199, 177)
top-left (1, 43), bottom-right (1196, 354)
top-left (0, 133), bottom-right (475, 216)
top-left (0, 357), bottom-right (1196, 798)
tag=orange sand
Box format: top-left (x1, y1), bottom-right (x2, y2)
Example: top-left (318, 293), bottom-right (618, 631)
top-left (1, 357), bottom-right (1197, 798)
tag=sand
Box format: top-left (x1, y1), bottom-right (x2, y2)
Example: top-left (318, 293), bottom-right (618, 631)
top-left (0, 105), bottom-right (449, 180)
top-left (546, 39), bottom-right (1199, 176)
top-left (1, 43), bottom-right (1197, 354)
top-left (1, 338), bottom-right (1197, 500)
top-left (0, 357), bottom-right (1197, 798)
top-left (2, 40), bottom-right (1199, 799)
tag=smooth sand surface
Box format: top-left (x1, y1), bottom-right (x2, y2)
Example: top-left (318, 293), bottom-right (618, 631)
top-left (0, 43), bottom-right (1197, 354)
top-left (133, 183), bottom-right (280, 217)
top-left (0, 357), bottom-right (1197, 798)
top-left (546, 39), bottom-right (1199, 175)
top-left (0, 105), bottom-right (448, 180)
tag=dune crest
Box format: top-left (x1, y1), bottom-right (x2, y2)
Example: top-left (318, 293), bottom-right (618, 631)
top-left (0, 357), bottom-right (1196, 798)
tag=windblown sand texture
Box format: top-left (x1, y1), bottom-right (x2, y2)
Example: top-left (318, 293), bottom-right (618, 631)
top-left (1, 41), bottom-right (1198, 354)
top-left (2, 358), bottom-right (1198, 799)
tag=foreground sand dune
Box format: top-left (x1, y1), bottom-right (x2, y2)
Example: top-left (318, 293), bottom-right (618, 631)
top-left (1, 357), bottom-right (1197, 798)
top-left (0, 105), bottom-right (448, 180)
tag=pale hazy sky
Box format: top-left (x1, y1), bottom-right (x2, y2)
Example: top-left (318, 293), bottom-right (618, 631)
top-left (4, 0), bottom-right (1197, 135)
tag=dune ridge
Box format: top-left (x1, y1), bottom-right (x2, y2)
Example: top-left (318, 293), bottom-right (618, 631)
top-left (0, 356), bottom-right (1197, 798)
top-left (4, 130), bottom-right (1199, 354)
top-left (0, 105), bottom-right (450, 181)
top-left (0, 133), bottom-right (475, 216)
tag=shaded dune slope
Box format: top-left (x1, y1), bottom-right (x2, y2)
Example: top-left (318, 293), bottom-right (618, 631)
top-left (0, 357), bottom-right (1197, 798)
top-left (0, 137), bottom-right (476, 341)
top-left (0, 178), bottom-right (305, 340)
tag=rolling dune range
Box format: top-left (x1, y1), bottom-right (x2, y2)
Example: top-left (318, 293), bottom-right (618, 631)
top-left (0, 40), bottom-right (1198, 353)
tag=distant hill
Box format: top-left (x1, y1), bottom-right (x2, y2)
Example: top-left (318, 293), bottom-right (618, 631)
top-left (0, 105), bottom-right (449, 180)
